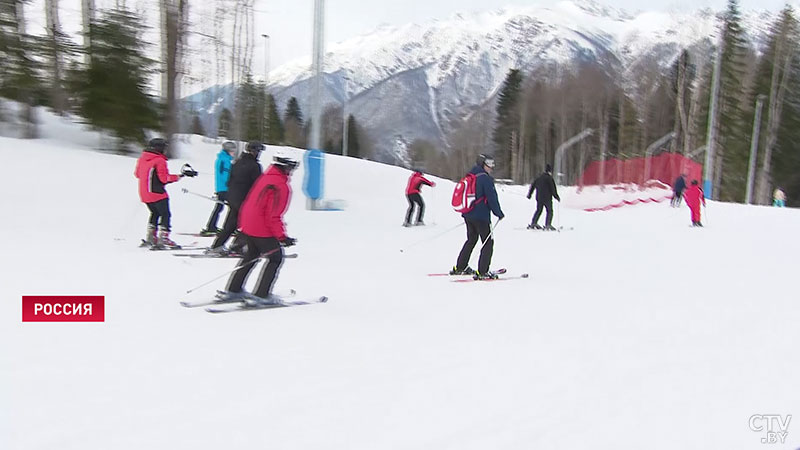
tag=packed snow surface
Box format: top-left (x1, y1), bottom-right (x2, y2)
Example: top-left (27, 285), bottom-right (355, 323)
top-left (2, 116), bottom-right (799, 449)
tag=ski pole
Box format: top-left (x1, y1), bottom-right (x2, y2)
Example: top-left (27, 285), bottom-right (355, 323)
top-left (399, 221), bottom-right (463, 253)
top-left (185, 247), bottom-right (287, 294)
top-left (181, 188), bottom-right (225, 205)
top-left (480, 217), bottom-right (502, 251)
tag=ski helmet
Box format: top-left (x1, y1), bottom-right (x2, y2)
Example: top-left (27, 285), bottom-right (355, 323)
top-left (476, 153), bottom-right (495, 168)
top-left (222, 141), bottom-right (236, 152)
top-left (149, 138), bottom-right (169, 153)
top-left (246, 141), bottom-right (265, 154)
top-left (273, 149), bottom-right (299, 172)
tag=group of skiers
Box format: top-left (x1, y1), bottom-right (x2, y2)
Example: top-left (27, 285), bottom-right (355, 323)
top-left (135, 138), bottom-right (299, 306)
top-left (671, 174), bottom-right (705, 226)
top-left (404, 154), bottom-right (560, 280)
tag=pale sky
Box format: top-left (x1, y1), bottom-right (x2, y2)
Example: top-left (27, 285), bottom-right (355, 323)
top-left (26, 0), bottom-right (795, 87)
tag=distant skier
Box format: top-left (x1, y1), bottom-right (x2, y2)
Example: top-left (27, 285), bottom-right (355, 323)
top-left (671, 173), bottom-right (687, 207)
top-left (684, 179), bottom-right (706, 227)
top-left (450, 154), bottom-right (504, 279)
top-left (134, 138), bottom-right (195, 249)
top-left (526, 164), bottom-right (560, 231)
top-left (404, 170), bottom-right (435, 226)
top-left (201, 141), bottom-right (236, 236)
top-left (773, 187), bottom-right (786, 207)
top-left (205, 141), bottom-right (264, 256)
top-left (219, 150), bottom-right (299, 305)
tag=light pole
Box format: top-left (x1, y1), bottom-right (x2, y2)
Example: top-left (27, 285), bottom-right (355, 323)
top-left (261, 33), bottom-right (270, 143)
top-left (643, 132), bottom-right (676, 184)
top-left (310, 0), bottom-right (325, 150)
top-left (704, 33), bottom-right (724, 199)
top-left (341, 76), bottom-right (350, 157)
top-left (745, 94), bottom-right (766, 205)
top-left (554, 128), bottom-right (594, 186)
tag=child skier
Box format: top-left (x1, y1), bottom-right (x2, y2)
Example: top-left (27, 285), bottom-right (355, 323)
top-left (683, 180), bottom-right (706, 227)
top-left (134, 138), bottom-right (195, 249)
top-left (773, 187), bottom-right (786, 207)
top-left (404, 170), bottom-right (435, 226)
top-left (218, 150), bottom-right (299, 305)
top-left (201, 141), bottom-right (236, 235)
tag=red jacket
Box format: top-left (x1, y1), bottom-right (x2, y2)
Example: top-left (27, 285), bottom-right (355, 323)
top-left (239, 165), bottom-right (291, 239)
top-left (134, 150), bottom-right (180, 203)
top-left (406, 172), bottom-right (435, 195)
top-left (683, 184), bottom-right (706, 210)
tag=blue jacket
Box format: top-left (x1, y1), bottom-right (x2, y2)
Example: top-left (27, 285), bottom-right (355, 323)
top-left (462, 165), bottom-right (504, 223)
top-left (214, 150), bottom-right (234, 192)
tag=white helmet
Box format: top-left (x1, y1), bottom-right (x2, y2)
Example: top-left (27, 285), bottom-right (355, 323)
top-left (273, 149), bottom-right (299, 171)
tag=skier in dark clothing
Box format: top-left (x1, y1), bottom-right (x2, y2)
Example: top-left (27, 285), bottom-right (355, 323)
top-left (201, 141), bottom-right (236, 235)
top-left (671, 174), bottom-right (687, 207)
top-left (205, 141), bottom-right (264, 256)
top-left (403, 170), bottom-right (435, 226)
top-left (218, 150), bottom-right (299, 305)
top-left (450, 154), bottom-right (505, 280)
top-left (526, 164), bottom-right (560, 231)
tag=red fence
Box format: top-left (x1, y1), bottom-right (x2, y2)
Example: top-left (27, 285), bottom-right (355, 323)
top-left (579, 153), bottom-right (703, 187)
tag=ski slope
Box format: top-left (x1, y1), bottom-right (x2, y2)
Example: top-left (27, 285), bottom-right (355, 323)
top-left (2, 122), bottom-right (799, 449)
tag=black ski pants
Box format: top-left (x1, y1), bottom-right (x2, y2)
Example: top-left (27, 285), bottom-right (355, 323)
top-left (405, 193), bottom-right (425, 224)
top-left (225, 235), bottom-right (284, 298)
top-left (212, 203), bottom-right (245, 251)
top-left (455, 218), bottom-right (493, 274)
top-left (531, 199), bottom-right (553, 227)
top-left (205, 191), bottom-right (228, 230)
top-left (146, 198), bottom-right (171, 230)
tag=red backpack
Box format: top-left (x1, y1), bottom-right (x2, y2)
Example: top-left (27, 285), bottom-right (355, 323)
top-left (452, 173), bottom-right (484, 213)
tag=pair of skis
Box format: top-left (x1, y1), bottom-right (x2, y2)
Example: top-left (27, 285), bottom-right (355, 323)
top-left (427, 268), bottom-right (530, 282)
top-left (181, 290), bottom-right (327, 313)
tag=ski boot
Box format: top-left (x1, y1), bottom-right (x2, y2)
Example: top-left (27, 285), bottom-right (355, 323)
top-left (140, 225), bottom-right (157, 247)
top-left (526, 224), bottom-right (542, 230)
top-left (204, 246), bottom-right (230, 257)
top-left (449, 266), bottom-right (475, 276)
top-left (415, 220), bottom-right (425, 226)
top-left (544, 225), bottom-right (557, 231)
top-left (242, 292), bottom-right (281, 307)
top-left (402, 222), bottom-right (412, 227)
top-left (199, 228), bottom-right (220, 237)
top-left (214, 290), bottom-right (248, 302)
top-left (473, 270), bottom-right (500, 280)
top-left (154, 227), bottom-right (181, 250)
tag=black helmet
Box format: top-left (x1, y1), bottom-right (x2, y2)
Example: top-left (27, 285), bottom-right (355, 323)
top-left (149, 138), bottom-right (169, 153)
top-left (246, 141), bottom-right (265, 154)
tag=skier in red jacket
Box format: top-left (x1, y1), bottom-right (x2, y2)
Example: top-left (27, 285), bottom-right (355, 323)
top-left (134, 138), bottom-right (194, 248)
top-left (683, 180), bottom-right (706, 227)
top-left (403, 170), bottom-right (435, 226)
top-left (220, 150), bottom-right (299, 305)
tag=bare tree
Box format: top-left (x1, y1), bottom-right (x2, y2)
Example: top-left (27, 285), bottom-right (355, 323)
top-left (161, 0), bottom-right (189, 152)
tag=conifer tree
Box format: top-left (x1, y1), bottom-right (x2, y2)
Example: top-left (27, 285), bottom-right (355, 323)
top-left (73, 7), bottom-right (158, 151)
top-left (492, 69), bottom-right (523, 178)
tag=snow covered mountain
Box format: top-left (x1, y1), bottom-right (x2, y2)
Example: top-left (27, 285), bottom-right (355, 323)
top-left (186, 0), bottom-right (774, 162)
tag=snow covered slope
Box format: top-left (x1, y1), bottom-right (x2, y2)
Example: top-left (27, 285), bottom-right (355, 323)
top-left (2, 125), bottom-right (799, 449)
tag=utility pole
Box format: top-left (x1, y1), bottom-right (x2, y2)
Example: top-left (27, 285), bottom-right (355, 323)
top-left (745, 95), bottom-right (766, 204)
top-left (309, 0), bottom-right (325, 149)
top-left (261, 33), bottom-right (270, 142)
top-left (704, 33), bottom-right (724, 199)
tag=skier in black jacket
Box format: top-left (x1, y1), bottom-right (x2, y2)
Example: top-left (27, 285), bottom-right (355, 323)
top-left (205, 141), bottom-right (264, 255)
top-left (526, 164), bottom-right (560, 231)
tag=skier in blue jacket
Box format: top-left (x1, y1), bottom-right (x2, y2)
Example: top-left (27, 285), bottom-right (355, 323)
top-left (450, 154), bottom-right (505, 279)
top-left (202, 141), bottom-right (236, 235)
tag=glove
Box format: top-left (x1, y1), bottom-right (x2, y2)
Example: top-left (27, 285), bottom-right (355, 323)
top-left (181, 163), bottom-right (199, 178)
top-left (555, 196), bottom-right (561, 202)
top-left (280, 237), bottom-right (297, 247)
top-left (526, 194), bottom-right (531, 199)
